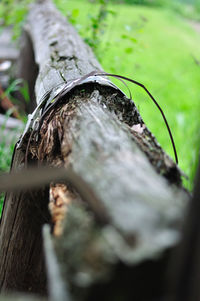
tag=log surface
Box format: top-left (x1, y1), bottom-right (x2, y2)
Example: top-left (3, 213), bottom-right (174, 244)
top-left (27, 0), bottom-right (102, 103)
top-left (0, 0), bottom-right (188, 299)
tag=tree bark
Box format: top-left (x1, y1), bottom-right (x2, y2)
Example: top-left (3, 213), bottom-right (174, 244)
top-left (0, 148), bottom-right (50, 294)
top-left (0, 0), bottom-right (188, 299)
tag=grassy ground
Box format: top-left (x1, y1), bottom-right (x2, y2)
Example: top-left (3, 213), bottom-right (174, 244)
top-left (0, 1), bottom-right (200, 215)
top-left (55, 0), bottom-right (200, 189)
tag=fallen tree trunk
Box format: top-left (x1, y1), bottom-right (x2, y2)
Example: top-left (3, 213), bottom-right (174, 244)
top-left (0, 0), bottom-right (188, 299)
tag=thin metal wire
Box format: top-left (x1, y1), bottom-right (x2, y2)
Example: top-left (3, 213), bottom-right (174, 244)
top-left (94, 72), bottom-right (178, 164)
top-left (24, 70), bottom-right (178, 165)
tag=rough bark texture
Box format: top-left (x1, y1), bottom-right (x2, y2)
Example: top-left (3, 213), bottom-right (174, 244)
top-left (0, 148), bottom-right (50, 294)
top-left (34, 84), bottom-right (187, 301)
top-left (0, 0), bottom-right (188, 299)
top-left (27, 0), bottom-right (102, 103)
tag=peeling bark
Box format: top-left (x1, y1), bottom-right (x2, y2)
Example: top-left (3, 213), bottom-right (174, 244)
top-left (0, 0), bottom-right (189, 299)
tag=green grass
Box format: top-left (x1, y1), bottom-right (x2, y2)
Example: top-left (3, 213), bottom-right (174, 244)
top-left (55, 0), bottom-right (200, 189)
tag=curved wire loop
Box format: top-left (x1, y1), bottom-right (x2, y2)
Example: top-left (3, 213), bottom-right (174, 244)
top-left (94, 72), bottom-right (178, 165)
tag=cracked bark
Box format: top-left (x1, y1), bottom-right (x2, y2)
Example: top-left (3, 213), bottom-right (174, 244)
top-left (0, 0), bottom-right (189, 299)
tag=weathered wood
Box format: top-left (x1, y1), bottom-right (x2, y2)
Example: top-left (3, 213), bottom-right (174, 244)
top-left (0, 0), bottom-right (188, 299)
top-left (0, 148), bottom-right (50, 294)
top-left (27, 0), bottom-right (102, 103)
top-left (43, 224), bottom-right (70, 301)
top-left (40, 84), bottom-right (187, 301)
